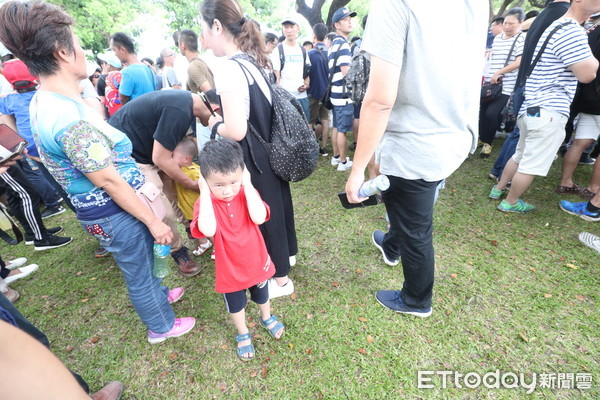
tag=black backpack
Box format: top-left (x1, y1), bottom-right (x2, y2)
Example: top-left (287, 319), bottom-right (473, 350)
top-left (232, 54), bottom-right (319, 182)
top-left (277, 43), bottom-right (311, 79)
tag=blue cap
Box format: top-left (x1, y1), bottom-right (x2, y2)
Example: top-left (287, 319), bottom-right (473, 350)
top-left (332, 7), bottom-right (357, 24)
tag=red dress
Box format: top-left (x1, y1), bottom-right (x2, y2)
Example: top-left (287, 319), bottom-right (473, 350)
top-left (191, 187), bottom-right (275, 293)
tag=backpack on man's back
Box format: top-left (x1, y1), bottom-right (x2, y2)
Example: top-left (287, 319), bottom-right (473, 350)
top-left (346, 42), bottom-right (370, 103)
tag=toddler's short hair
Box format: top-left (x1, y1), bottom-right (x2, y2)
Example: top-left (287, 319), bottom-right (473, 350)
top-left (198, 138), bottom-right (245, 178)
top-left (174, 137), bottom-right (198, 158)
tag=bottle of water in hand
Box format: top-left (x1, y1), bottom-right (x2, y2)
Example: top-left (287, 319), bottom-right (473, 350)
top-left (358, 175), bottom-right (390, 198)
top-left (153, 243), bottom-right (171, 278)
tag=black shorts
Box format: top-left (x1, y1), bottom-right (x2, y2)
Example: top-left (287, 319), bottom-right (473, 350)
top-left (222, 280), bottom-right (269, 314)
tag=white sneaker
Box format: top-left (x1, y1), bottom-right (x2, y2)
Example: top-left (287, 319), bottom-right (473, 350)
top-left (268, 278), bottom-right (295, 299)
top-left (579, 232), bottom-right (600, 254)
top-left (330, 156), bottom-right (340, 166)
top-left (6, 257), bottom-right (27, 270)
top-left (4, 264), bottom-right (39, 285)
top-left (336, 158), bottom-right (353, 171)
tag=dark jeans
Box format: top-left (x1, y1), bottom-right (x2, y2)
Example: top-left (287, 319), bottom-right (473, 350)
top-left (18, 157), bottom-right (61, 208)
top-left (33, 158), bottom-right (75, 212)
top-left (491, 125), bottom-right (520, 178)
top-left (381, 176), bottom-right (441, 309)
top-left (0, 290), bottom-right (90, 393)
top-left (479, 94), bottom-right (509, 145)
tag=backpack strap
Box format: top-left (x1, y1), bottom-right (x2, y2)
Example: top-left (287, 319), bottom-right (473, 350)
top-left (278, 43), bottom-right (285, 72)
top-left (503, 32), bottom-right (522, 67)
top-left (525, 21), bottom-right (575, 81)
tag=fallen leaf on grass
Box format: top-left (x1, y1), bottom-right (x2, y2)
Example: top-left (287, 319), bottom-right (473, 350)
top-left (290, 293), bottom-right (298, 300)
top-left (90, 336), bottom-right (99, 344)
top-left (260, 367), bottom-right (268, 379)
top-left (169, 352), bottom-right (178, 361)
top-left (544, 294), bottom-right (552, 298)
top-left (575, 295), bottom-right (585, 301)
top-left (66, 346), bottom-right (73, 352)
top-left (306, 348), bottom-right (312, 354)
top-left (490, 240), bottom-right (498, 247)
top-left (355, 268), bottom-right (361, 274)
top-left (565, 263), bottom-right (578, 269)
top-left (366, 335), bottom-right (373, 343)
top-left (519, 333), bottom-right (529, 342)
top-left (250, 370), bottom-right (258, 378)
top-left (358, 317), bottom-right (367, 322)
top-left (220, 344), bottom-right (229, 350)
top-left (158, 371), bottom-right (168, 379)
top-left (248, 322), bottom-right (256, 328)
top-left (331, 281), bottom-right (340, 287)
top-left (75, 271), bottom-right (83, 276)
top-left (358, 348), bottom-right (367, 354)
top-left (80, 298), bottom-right (89, 303)
top-left (450, 274), bottom-right (458, 279)
top-left (306, 314), bottom-right (313, 319)
top-left (289, 343), bottom-right (294, 350)
top-left (467, 261), bottom-right (473, 266)
top-left (529, 267), bottom-right (536, 272)
top-left (445, 310), bottom-right (451, 315)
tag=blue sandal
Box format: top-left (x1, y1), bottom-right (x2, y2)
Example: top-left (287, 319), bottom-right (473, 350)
top-left (235, 332), bottom-right (254, 361)
top-left (260, 315), bottom-right (285, 339)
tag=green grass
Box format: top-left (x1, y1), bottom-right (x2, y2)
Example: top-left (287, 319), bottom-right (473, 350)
top-left (2, 141), bottom-right (598, 399)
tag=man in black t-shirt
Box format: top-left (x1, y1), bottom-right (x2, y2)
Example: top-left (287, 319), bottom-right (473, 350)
top-left (109, 90), bottom-right (214, 276)
top-left (490, 0), bottom-right (571, 180)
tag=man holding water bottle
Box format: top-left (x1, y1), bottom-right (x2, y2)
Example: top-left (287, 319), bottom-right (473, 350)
top-left (345, 0), bottom-right (487, 317)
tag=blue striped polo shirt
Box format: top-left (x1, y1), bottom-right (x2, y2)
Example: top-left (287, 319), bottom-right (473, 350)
top-left (521, 18), bottom-right (593, 117)
top-left (328, 36), bottom-right (353, 106)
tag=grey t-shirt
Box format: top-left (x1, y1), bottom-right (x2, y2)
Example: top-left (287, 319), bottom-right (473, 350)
top-left (361, 0), bottom-right (487, 181)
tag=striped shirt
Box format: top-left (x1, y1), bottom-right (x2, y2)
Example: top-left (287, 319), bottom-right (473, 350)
top-left (328, 36), bottom-right (352, 106)
top-left (521, 18), bottom-right (593, 117)
top-left (486, 32), bottom-right (525, 95)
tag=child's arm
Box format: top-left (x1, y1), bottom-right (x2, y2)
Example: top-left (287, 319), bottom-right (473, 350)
top-left (196, 174), bottom-right (217, 237)
top-left (242, 167), bottom-right (267, 225)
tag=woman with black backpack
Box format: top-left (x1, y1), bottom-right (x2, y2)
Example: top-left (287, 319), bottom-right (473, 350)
top-left (200, 0), bottom-right (299, 301)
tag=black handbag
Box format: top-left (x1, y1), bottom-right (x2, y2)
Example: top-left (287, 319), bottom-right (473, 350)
top-left (481, 32), bottom-right (522, 104)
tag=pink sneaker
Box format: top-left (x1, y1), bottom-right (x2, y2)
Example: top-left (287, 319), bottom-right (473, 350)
top-left (168, 287), bottom-right (185, 304)
top-left (148, 317), bottom-right (196, 344)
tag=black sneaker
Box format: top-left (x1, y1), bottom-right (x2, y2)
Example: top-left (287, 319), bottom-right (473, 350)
top-left (319, 147), bottom-right (328, 157)
top-left (25, 226), bottom-right (63, 245)
top-left (41, 205), bottom-right (66, 219)
top-left (579, 154), bottom-right (596, 165)
top-left (34, 235), bottom-right (72, 251)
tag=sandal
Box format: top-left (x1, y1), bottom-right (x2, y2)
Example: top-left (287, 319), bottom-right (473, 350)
top-left (235, 332), bottom-right (254, 361)
top-left (580, 188), bottom-right (597, 200)
top-left (555, 184), bottom-right (583, 195)
top-left (260, 315), bottom-right (284, 339)
top-left (192, 240), bottom-right (212, 256)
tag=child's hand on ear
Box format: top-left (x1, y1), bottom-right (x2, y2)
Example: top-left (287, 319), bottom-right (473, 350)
top-left (241, 166), bottom-right (253, 188)
top-left (198, 174), bottom-right (210, 193)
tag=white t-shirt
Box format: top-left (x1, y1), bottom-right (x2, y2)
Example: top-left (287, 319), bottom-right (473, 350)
top-left (362, 0), bottom-right (487, 181)
top-left (271, 43), bottom-right (310, 99)
top-left (214, 53), bottom-right (272, 121)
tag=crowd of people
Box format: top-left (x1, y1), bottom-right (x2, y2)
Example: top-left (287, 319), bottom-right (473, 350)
top-left (0, 0), bottom-right (598, 398)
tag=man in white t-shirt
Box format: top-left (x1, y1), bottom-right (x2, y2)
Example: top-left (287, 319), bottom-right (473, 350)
top-left (345, 0), bottom-right (487, 317)
top-left (271, 17), bottom-right (311, 121)
top-left (492, 0), bottom-right (599, 214)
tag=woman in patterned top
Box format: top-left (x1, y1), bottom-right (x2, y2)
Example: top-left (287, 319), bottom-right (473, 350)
top-left (0, 0), bottom-right (196, 344)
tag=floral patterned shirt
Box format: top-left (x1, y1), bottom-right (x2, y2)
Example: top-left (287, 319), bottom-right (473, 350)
top-left (30, 90), bottom-right (144, 220)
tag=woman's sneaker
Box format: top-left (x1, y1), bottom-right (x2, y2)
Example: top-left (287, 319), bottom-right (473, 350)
top-left (489, 185), bottom-right (504, 200)
top-left (147, 317), bottom-right (196, 344)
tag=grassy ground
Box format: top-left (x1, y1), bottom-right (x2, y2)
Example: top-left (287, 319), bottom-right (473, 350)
top-left (2, 140), bottom-right (598, 399)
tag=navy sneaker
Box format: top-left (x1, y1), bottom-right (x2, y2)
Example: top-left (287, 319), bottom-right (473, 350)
top-left (372, 230), bottom-right (399, 266)
top-left (375, 290), bottom-right (432, 318)
top-left (559, 200), bottom-right (600, 222)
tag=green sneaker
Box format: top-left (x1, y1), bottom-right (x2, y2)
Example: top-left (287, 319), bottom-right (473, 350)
top-left (497, 199), bottom-right (537, 214)
top-left (489, 184), bottom-right (504, 199)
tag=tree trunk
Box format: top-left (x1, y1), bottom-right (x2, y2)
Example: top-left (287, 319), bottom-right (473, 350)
top-left (295, 0), bottom-right (351, 31)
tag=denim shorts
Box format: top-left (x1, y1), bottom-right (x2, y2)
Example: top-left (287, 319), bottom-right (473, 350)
top-left (333, 103), bottom-right (354, 133)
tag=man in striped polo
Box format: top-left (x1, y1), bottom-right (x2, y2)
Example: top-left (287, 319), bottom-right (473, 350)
top-left (328, 7), bottom-right (356, 171)
top-left (493, 0), bottom-right (599, 213)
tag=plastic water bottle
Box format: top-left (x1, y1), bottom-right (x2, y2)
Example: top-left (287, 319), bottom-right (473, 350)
top-left (358, 175), bottom-right (390, 198)
top-left (153, 244), bottom-right (171, 278)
